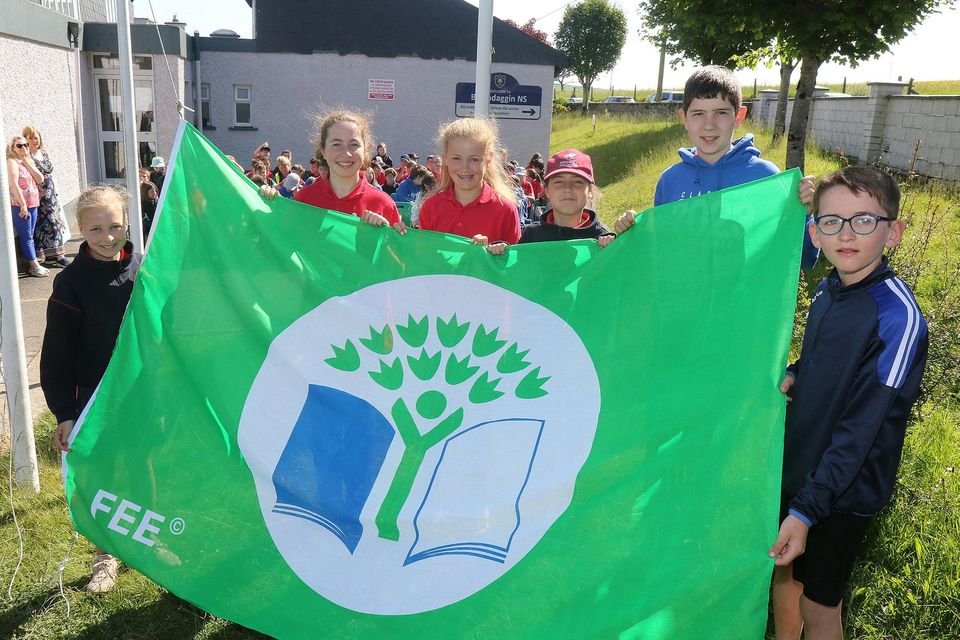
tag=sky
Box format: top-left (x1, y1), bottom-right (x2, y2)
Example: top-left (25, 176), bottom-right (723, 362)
top-left (139, 0), bottom-right (958, 90)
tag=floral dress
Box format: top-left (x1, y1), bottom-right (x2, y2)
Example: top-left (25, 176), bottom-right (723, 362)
top-left (33, 150), bottom-right (67, 260)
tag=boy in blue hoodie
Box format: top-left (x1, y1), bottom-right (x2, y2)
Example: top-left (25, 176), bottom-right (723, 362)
top-left (616, 65), bottom-right (819, 268)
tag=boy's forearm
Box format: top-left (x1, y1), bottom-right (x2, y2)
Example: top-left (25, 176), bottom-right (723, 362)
top-left (791, 386), bottom-right (898, 524)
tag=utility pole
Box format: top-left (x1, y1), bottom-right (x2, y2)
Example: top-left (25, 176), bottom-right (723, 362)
top-left (474, 0), bottom-right (494, 118)
top-left (0, 101), bottom-right (40, 493)
top-left (656, 38), bottom-right (666, 101)
top-left (116, 0), bottom-right (145, 256)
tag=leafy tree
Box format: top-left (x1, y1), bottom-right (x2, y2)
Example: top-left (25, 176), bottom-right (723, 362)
top-left (638, 0), bottom-right (953, 169)
top-left (772, 0), bottom-right (954, 170)
top-left (731, 42), bottom-right (798, 140)
top-left (554, 0), bottom-right (628, 112)
top-left (505, 18), bottom-right (549, 44)
top-left (637, 0), bottom-right (771, 67)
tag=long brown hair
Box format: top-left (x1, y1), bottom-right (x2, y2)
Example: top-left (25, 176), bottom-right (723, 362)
top-left (312, 109), bottom-right (374, 172)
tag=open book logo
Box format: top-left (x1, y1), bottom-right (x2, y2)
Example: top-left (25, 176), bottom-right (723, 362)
top-left (239, 276), bottom-right (600, 614)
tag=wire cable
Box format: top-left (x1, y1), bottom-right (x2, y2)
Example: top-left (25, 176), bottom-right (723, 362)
top-left (145, 0), bottom-right (194, 115)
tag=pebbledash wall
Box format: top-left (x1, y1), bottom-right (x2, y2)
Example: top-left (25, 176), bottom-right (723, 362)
top-left (188, 52), bottom-right (554, 166)
top-left (754, 83), bottom-right (960, 181)
top-left (0, 5), bottom-right (84, 206)
top-left (186, 0), bottom-right (566, 170)
top-left (2, 0), bottom-right (187, 207)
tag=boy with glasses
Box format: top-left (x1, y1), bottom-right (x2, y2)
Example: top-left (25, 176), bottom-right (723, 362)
top-left (770, 166), bottom-right (928, 639)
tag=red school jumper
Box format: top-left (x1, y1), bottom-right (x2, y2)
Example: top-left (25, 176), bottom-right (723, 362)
top-left (294, 175), bottom-right (400, 225)
top-left (418, 183), bottom-right (521, 244)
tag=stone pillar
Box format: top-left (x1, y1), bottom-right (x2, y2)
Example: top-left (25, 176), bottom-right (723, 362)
top-left (862, 81), bottom-right (908, 164)
top-left (812, 86), bottom-right (829, 98)
top-left (758, 89), bottom-right (779, 125)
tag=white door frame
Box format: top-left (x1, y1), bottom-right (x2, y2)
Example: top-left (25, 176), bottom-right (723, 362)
top-left (91, 53), bottom-right (157, 182)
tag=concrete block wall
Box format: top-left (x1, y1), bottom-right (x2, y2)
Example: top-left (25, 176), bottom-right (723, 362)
top-left (753, 84), bottom-right (960, 181)
top-left (880, 96), bottom-right (960, 181)
top-left (805, 97), bottom-right (869, 160)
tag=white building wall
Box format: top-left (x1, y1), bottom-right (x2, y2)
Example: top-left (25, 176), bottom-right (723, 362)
top-left (191, 51), bottom-right (554, 169)
top-left (79, 52), bottom-right (100, 185)
top-left (0, 33), bottom-right (83, 205)
top-left (79, 52), bottom-right (186, 184)
top-left (153, 54), bottom-right (185, 164)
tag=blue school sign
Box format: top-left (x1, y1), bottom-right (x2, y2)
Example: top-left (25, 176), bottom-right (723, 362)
top-left (455, 73), bottom-right (542, 120)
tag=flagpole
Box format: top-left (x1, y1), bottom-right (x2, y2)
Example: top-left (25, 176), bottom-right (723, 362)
top-left (116, 0), bottom-right (145, 257)
top-left (474, 0), bottom-right (494, 118)
top-left (0, 100), bottom-right (40, 492)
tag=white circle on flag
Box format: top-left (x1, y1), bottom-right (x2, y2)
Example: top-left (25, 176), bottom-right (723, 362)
top-left (238, 275), bottom-right (600, 615)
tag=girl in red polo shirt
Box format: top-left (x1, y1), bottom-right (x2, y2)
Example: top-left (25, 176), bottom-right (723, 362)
top-left (261, 110), bottom-right (399, 226)
top-left (417, 118), bottom-right (520, 245)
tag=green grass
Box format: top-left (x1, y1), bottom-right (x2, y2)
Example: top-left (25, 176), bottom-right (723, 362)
top-left (552, 86), bottom-right (658, 103)
top-left (844, 404), bottom-right (960, 639)
top-left (1, 415), bottom-right (268, 639)
top-left (551, 110), bottom-right (960, 639)
top-left (3, 112), bottom-right (958, 639)
top-left (554, 79), bottom-right (960, 101)
top-left (549, 111), bottom-right (842, 226)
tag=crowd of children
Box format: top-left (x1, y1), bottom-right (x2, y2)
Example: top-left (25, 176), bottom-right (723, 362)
top-left (37, 64), bottom-right (928, 640)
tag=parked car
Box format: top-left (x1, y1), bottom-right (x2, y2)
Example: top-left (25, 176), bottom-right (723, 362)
top-left (646, 91), bottom-right (684, 103)
top-left (602, 96), bottom-right (637, 103)
top-left (566, 96), bottom-right (583, 106)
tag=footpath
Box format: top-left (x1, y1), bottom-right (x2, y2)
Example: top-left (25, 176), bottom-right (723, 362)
top-left (1, 212), bottom-right (81, 440)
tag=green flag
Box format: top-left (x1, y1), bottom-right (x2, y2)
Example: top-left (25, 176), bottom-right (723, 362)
top-left (65, 122), bottom-right (803, 639)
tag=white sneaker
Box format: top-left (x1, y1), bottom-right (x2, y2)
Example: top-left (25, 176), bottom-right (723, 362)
top-left (85, 553), bottom-right (118, 593)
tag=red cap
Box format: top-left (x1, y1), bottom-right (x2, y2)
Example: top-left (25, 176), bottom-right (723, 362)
top-left (544, 149), bottom-right (594, 184)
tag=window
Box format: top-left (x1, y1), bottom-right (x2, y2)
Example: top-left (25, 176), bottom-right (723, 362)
top-left (234, 84), bottom-right (252, 126)
top-left (92, 54), bottom-right (152, 71)
top-left (201, 83), bottom-right (211, 128)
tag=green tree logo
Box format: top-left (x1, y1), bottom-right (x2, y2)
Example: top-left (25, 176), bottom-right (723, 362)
top-left (325, 314), bottom-right (551, 542)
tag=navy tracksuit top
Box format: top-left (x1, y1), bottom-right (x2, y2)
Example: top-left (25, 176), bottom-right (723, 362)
top-left (783, 258), bottom-right (928, 526)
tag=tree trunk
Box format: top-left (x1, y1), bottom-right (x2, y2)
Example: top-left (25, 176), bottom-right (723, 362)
top-left (773, 59), bottom-right (796, 140)
top-left (785, 54), bottom-right (821, 171)
top-left (581, 79), bottom-right (593, 113)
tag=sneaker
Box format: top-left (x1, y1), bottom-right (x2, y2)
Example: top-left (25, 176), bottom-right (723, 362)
top-left (28, 265), bottom-right (49, 277)
top-left (85, 553), bottom-right (118, 594)
top-left (54, 257), bottom-right (72, 268)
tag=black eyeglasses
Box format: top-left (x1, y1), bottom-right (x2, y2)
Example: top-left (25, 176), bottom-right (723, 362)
top-left (815, 213), bottom-right (892, 236)
top-left (15, 143), bottom-right (28, 149)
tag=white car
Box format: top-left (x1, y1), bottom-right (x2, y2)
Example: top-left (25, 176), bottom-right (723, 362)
top-left (646, 91), bottom-right (684, 103)
top-left (602, 96), bottom-right (636, 104)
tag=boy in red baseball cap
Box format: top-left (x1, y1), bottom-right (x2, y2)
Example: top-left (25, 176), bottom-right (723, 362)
top-left (489, 149), bottom-right (615, 254)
